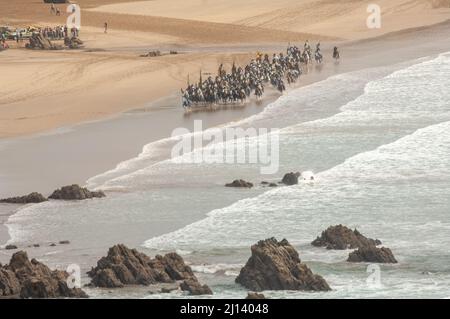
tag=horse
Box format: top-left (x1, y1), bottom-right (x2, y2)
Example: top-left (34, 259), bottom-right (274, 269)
top-left (315, 51), bottom-right (323, 64)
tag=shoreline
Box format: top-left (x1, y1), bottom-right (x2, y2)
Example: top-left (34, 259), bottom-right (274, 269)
top-left (2, 19), bottom-right (450, 251)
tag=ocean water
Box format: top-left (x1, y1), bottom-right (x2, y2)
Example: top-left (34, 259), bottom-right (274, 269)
top-left (5, 52), bottom-right (450, 299)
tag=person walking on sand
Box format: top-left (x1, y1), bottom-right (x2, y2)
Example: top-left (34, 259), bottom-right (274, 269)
top-left (104, 22), bottom-right (108, 34)
top-left (51, 3), bottom-right (56, 15)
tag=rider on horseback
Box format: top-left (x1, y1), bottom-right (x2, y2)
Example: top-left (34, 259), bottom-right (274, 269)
top-left (315, 42), bottom-right (323, 63)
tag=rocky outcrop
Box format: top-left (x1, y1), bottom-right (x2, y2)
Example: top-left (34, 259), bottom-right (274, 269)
top-left (26, 34), bottom-right (62, 50)
top-left (180, 279), bottom-right (213, 295)
top-left (48, 184), bottom-right (105, 200)
top-left (0, 267), bottom-right (21, 297)
top-left (225, 179), bottom-right (253, 188)
top-left (347, 246), bottom-right (398, 264)
top-left (0, 192), bottom-right (47, 204)
top-left (87, 244), bottom-right (210, 294)
top-left (281, 172), bottom-right (300, 185)
top-left (311, 225), bottom-right (381, 250)
top-left (64, 37), bottom-right (83, 49)
top-left (236, 238), bottom-right (331, 292)
top-left (246, 292), bottom-right (266, 299)
top-left (5, 245), bottom-right (18, 250)
top-left (0, 251), bottom-right (87, 298)
top-left (26, 34), bottom-right (83, 50)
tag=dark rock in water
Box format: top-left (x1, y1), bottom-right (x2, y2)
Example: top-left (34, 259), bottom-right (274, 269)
top-left (246, 292), bottom-right (266, 299)
top-left (347, 246), bottom-right (398, 264)
top-left (87, 244), bottom-right (198, 288)
top-left (261, 181), bottom-right (278, 187)
top-left (0, 192), bottom-right (47, 204)
top-left (88, 268), bottom-right (124, 288)
top-left (49, 243), bottom-right (56, 247)
top-left (33, 244), bottom-right (40, 248)
top-left (49, 184), bottom-right (105, 200)
top-left (0, 251), bottom-right (87, 298)
top-left (225, 179), bottom-right (253, 188)
top-left (236, 238), bottom-right (331, 292)
top-left (180, 279), bottom-right (213, 295)
top-left (160, 286), bottom-right (178, 294)
top-left (59, 240), bottom-right (70, 245)
top-left (311, 225), bottom-right (382, 250)
top-left (281, 172), bottom-right (300, 185)
top-left (5, 245), bottom-right (18, 250)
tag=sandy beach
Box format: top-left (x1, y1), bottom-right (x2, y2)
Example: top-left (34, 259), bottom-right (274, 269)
top-left (1, 0), bottom-right (449, 138)
top-left (1, 0), bottom-right (450, 299)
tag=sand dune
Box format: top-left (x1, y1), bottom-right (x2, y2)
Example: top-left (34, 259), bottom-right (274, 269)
top-left (91, 0), bottom-right (450, 39)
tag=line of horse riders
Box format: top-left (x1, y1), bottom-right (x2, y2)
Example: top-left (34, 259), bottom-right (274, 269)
top-left (181, 41), bottom-right (340, 108)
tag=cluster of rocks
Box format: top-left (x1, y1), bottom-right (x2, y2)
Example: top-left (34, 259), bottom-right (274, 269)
top-left (0, 192), bottom-right (47, 204)
top-left (87, 244), bottom-right (212, 295)
top-left (4, 241), bottom-right (71, 252)
top-left (26, 34), bottom-right (83, 50)
top-left (48, 184), bottom-right (105, 200)
top-left (236, 238), bottom-right (331, 292)
top-left (0, 251), bottom-right (87, 298)
top-left (225, 171), bottom-right (315, 189)
top-left (312, 225), bottom-right (397, 264)
top-left (0, 228), bottom-right (397, 299)
top-left (0, 185), bottom-right (106, 205)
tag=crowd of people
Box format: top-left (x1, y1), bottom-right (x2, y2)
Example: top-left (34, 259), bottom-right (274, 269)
top-left (0, 25), bottom-right (80, 43)
top-left (181, 41), bottom-right (339, 108)
top-left (39, 25), bottom-right (79, 40)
